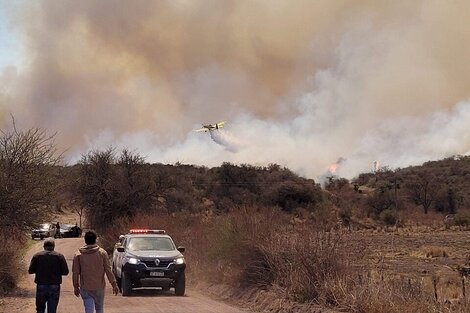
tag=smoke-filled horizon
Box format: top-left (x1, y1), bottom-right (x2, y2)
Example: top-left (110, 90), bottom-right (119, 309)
top-left (1, 1), bottom-right (470, 179)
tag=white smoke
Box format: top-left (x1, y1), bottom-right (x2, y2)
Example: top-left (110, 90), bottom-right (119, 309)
top-left (373, 161), bottom-right (380, 173)
top-left (316, 157), bottom-right (348, 186)
top-left (208, 129), bottom-right (241, 153)
top-left (2, 1), bottom-right (470, 181)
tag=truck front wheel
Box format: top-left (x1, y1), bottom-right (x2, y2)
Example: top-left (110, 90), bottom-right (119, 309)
top-left (121, 272), bottom-right (132, 296)
top-left (174, 272), bottom-right (186, 296)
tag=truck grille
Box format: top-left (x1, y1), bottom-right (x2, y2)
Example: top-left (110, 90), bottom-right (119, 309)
top-left (141, 259), bottom-right (173, 268)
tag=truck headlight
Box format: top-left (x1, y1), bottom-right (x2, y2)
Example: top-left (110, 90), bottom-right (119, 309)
top-left (127, 257), bottom-right (140, 265)
top-left (174, 257), bottom-right (185, 265)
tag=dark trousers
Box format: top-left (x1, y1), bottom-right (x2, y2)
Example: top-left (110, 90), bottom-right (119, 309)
top-left (36, 284), bottom-right (60, 313)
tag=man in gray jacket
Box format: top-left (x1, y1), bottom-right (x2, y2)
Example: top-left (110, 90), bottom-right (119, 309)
top-left (72, 231), bottom-right (119, 313)
top-left (29, 238), bottom-right (69, 313)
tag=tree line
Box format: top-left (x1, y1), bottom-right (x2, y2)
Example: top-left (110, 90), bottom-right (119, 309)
top-left (2, 125), bottom-right (470, 233)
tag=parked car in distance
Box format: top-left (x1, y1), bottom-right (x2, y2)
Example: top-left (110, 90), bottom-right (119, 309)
top-left (60, 224), bottom-right (82, 238)
top-left (31, 223), bottom-right (57, 240)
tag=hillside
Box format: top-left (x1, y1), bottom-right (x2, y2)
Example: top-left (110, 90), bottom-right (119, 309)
top-left (51, 154), bottom-right (470, 230)
top-left (5, 151), bottom-right (470, 312)
top-left (351, 155), bottom-right (470, 217)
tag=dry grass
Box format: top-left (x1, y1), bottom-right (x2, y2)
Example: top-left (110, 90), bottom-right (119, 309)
top-left (399, 208), bottom-right (448, 229)
top-left (343, 277), bottom-right (470, 313)
top-left (99, 208), bottom-right (470, 312)
top-left (420, 246), bottom-right (449, 258)
top-left (0, 229), bottom-right (27, 294)
top-left (409, 245), bottom-right (450, 260)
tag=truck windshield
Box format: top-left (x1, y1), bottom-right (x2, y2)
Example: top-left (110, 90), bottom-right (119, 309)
top-left (127, 237), bottom-right (175, 251)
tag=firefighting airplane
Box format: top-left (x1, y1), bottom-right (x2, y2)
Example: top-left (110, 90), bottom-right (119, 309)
top-left (195, 121), bottom-right (226, 132)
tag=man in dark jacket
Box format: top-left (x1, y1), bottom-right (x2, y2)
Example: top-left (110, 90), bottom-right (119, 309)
top-left (55, 222), bottom-right (61, 238)
top-left (29, 238), bottom-right (69, 313)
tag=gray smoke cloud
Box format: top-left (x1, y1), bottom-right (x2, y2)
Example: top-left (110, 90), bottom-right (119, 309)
top-left (1, 1), bottom-right (470, 179)
top-left (208, 129), bottom-right (241, 153)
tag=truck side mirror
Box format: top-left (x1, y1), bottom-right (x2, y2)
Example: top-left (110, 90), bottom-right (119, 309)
top-left (117, 246), bottom-right (125, 253)
top-left (177, 246), bottom-right (185, 253)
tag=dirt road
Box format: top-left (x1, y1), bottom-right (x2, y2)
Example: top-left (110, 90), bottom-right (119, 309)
top-left (1, 238), bottom-right (249, 313)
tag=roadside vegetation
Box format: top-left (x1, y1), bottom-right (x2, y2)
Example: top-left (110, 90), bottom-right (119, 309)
top-left (0, 125), bottom-right (62, 293)
top-left (3, 128), bottom-right (470, 311)
top-left (99, 210), bottom-right (470, 313)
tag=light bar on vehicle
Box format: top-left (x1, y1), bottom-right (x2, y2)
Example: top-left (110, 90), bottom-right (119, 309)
top-left (129, 229), bottom-right (166, 234)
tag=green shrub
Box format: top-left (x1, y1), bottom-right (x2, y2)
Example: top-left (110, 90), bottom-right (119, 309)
top-left (207, 219), bottom-right (242, 262)
top-left (272, 182), bottom-right (322, 212)
top-left (338, 208), bottom-right (352, 227)
top-left (453, 213), bottom-right (470, 227)
top-left (380, 209), bottom-right (397, 225)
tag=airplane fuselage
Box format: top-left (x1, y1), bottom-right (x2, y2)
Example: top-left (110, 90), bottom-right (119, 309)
top-left (195, 121), bottom-right (226, 132)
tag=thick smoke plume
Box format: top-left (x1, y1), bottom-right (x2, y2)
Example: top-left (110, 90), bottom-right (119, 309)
top-left (1, 1), bottom-right (470, 179)
top-left (208, 130), bottom-right (240, 153)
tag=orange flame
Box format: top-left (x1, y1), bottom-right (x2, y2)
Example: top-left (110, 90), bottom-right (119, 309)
top-left (328, 163), bottom-right (339, 174)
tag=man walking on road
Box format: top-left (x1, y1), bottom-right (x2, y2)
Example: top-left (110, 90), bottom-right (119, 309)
top-left (72, 230), bottom-right (119, 313)
top-left (28, 238), bottom-right (69, 313)
top-left (55, 222), bottom-right (61, 238)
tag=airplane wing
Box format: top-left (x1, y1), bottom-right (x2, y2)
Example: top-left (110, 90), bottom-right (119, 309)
top-left (195, 121), bottom-right (226, 132)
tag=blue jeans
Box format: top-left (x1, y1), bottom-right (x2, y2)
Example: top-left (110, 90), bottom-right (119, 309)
top-left (36, 284), bottom-right (60, 313)
top-left (80, 289), bottom-right (105, 313)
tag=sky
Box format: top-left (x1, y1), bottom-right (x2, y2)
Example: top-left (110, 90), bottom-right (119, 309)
top-left (0, 3), bottom-right (20, 68)
top-left (1, 1), bottom-right (470, 180)
top-left (0, 6), bottom-right (12, 65)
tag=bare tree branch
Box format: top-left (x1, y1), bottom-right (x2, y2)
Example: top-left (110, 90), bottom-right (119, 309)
top-left (0, 123), bottom-right (62, 229)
